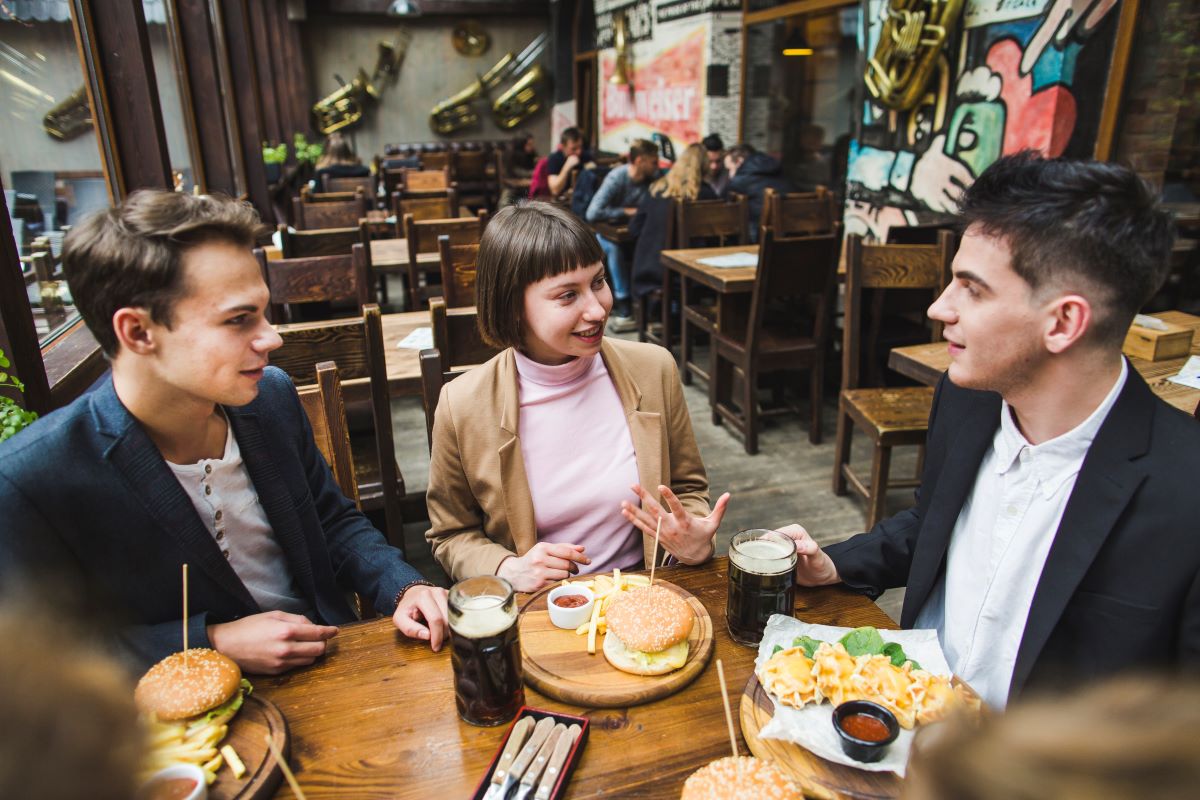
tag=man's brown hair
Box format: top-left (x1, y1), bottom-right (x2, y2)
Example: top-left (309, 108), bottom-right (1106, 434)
top-left (629, 138), bottom-right (659, 162)
top-left (62, 190), bottom-right (264, 356)
top-left (475, 202), bottom-right (604, 349)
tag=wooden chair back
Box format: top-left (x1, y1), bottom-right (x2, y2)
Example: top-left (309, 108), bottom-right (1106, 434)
top-left (254, 244), bottom-right (371, 322)
top-left (419, 347), bottom-right (467, 450)
top-left (391, 189), bottom-right (458, 222)
top-left (842, 231), bottom-right (955, 391)
top-left (421, 151), bottom-right (450, 171)
top-left (270, 305), bottom-right (404, 546)
top-left (403, 212), bottom-right (489, 306)
top-left (451, 150), bottom-right (489, 182)
top-left (279, 224), bottom-right (360, 258)
top-left (762, 187), bottom-right (836, 237)
top-left (321, 175), bottom-right (374, 196)
top-left (744, 226), bottom-right (842, 354)
top-left (438, 235), bottom-right (480, 308)
top-left (292, 195), bottom-right (369, 230)
top-left (404, 167), bottom-right (451, 193)
top-left (676, 198), bottom-right (749, 246)
top-left (429, 296), bottom-right (499, 369)
top-left (297, 360), bottom-right (359, 505)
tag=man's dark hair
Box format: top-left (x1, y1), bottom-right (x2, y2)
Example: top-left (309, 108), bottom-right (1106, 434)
top-left (957, 152), bottom-right (1175, 346)
top-left (727, 143), bottom-right (756, 163)
top-left (703, 134), bottom-right (724, 152)
top-left (475, 202), bottom-right (605, 349)
top-left (560, 127), bottom-right (583, 145)
top-left (62, 190), bottom-right (265, 357)
top-left (629, 139), bottom-right (659, 161)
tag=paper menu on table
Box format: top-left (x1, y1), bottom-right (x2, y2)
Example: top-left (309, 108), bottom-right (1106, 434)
top-left (1168, 355), bottom-right (1200, 390)
top-left (697, 252), bottom-right (758, 268)
top-left (397, 326), bottom-right (433, 350)
top-left (753, 615), bottom-right (952, 776)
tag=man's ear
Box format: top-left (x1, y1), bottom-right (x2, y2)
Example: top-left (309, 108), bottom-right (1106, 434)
top-left (111, 307), bottom-right (158, 355)
top-left (1044, 294), bottom-right (1092, 354)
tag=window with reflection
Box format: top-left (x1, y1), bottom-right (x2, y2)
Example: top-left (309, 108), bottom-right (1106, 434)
top-left (741, 5), bottom-right (861, 193)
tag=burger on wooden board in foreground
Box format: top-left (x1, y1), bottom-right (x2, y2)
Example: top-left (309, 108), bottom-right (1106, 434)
top-left (135, 648), bottom-right (246, 722)
top-left (681, 756), bottom-right (802, 800)
top-left (602, 585), bottom-right (694, 676)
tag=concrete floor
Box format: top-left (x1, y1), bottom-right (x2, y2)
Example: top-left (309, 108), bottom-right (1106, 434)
top-left (388, 326), bottom-right (913, 622)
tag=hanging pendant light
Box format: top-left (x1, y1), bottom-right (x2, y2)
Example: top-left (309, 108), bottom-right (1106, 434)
top-left (781, 26), bottom-right (813, 57)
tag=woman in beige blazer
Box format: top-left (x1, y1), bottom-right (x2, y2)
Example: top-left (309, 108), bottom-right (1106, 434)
top-left (426, 203), bottom-right (729, 592)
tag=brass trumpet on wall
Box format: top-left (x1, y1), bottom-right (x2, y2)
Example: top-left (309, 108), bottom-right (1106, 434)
top-left (864, 0), bottom-right (964, 112)
top-left (43, 85), bottom-right (93, 141)
top-left (430, 32), bottom-right (548, 134)
top-left (313, 30), bottom-right (410, 135)
top-left (609, 12), bottom-right (631, 86)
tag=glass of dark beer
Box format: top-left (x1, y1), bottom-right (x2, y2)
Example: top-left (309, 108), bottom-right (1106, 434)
top-left (726, 529), bottom-right (798, 646)
top-left (448, 575), bottom-right (525, 726)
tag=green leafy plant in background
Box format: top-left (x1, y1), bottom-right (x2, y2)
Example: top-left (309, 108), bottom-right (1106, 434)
top-left (292, 133), bottom-right (323, 167)
top-left (262, 141), bottom-right (288, 165)
top-left (0, 348), bottom-right (37, 443)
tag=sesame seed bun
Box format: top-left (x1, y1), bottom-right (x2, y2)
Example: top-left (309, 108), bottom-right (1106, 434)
top-left (605, 585), bottom-right (694, 653)
top-left (680, 756), bottom-right (802, 800)
top-left (134, 648), bottom-right (242, 721)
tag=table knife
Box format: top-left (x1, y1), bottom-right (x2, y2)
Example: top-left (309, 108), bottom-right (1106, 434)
top-left (481, 716), bottom-right (534, 800)
top-left (513, 724), bottom-right (563, 800)
top-left (498, 715), bottom-right (556, 800)
top-left (533, 723), bottom-right (581, 800)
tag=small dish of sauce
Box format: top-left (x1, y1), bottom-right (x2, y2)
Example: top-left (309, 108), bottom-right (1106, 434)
top-left (144, 778), bottom-right (199, 800)
top-left (838, 713), bottom-right (891, 742)
top-left (138, 763), bottom-right (207, 800)
top-left (553, 594), bottom-right (589, 609)
top-left (832, 700), bottom-right (899, 763)
top-left (547, 584), bottom-right (595, 629)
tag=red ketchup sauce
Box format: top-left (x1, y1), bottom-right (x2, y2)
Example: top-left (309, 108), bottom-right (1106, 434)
top-left (553, 594), bottom-right (589, 609)
top-left (144, 777), bottom-right (198, 800)
top-left (840, 713), bottom-right (891, 742)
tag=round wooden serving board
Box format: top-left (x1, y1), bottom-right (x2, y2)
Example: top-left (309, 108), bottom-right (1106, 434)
top-left (518, 578), bottom-right (714, 708)
top-left (740, 672), bottom-right (901, 800)
top-left (210, 694), bottom-right (288, 800)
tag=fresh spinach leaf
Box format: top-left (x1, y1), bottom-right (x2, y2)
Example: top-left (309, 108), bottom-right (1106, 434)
top-left (839, 626), bottom-right (886, 657)
top-left (791, 635), bottom-right (824, 659)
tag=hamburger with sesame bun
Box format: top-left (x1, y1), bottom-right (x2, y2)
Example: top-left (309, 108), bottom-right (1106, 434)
top-left (135, 648), bottom-right (249, 723)
top-left (602, 585), bottom-right (694, 676)
top-left (680, 756), bottom-right (802, 799)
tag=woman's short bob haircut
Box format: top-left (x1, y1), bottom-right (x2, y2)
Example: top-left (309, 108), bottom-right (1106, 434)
top-left (475, 201), bottom-right (605, 349)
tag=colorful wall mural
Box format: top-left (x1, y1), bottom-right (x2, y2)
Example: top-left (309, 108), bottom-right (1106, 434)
top-left (844, 0), bottom-right (1122, 240)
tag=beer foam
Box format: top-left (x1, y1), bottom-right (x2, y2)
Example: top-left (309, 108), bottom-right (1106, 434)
top-left (730, 539), bottom-right (795, 574)
top-left (450, 596), bottom-right (516, 638)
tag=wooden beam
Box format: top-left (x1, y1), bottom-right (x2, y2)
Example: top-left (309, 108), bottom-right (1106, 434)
top-left (216, 0), bottom-right (274, 220)
top-left (173, 0), bottom-right (238, 195)
top-left (0, 178), bottom-right (51, 414)
top-left (309, 0), bottom-right (548, 15)
top-left (744, 0), bottom-right (855, 26)
top-left (247, 0), bottom-right (284, 145)
top-left (1094, 0), bottom-right (1140, 161)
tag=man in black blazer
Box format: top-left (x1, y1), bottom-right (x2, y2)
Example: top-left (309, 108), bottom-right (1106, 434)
top-left (0, 191), bottom-right (449, 673)
top-left (782, 154), bottom-right (1199, 708)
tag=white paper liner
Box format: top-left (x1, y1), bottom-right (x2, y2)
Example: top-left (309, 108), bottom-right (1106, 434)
top-left (752, 615), bottom-right (952, 777)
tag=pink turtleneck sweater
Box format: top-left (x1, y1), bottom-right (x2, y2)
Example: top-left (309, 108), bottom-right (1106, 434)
top-left (513, 348), bottom-right (643, 573)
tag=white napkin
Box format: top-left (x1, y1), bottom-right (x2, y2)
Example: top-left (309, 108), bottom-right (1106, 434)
top-left (697, 251), bottom-right (758, 268)
top-left (1168, 355), bottom-right (1200, 389)
top-left (396, 326), bottom-right (433, 350)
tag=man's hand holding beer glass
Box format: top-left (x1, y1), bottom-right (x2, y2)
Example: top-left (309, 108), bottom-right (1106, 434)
top-left (774, 524), bottom-right (840, 586)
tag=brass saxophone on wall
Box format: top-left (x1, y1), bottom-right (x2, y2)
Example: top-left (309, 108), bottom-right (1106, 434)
top-left (864, 0), bottom-right (964, 112)
top-left (43, 85), bottom-right (93, 141)
top-left (430, 33), bottom-right (548, 134)
top-left (312, 31), bottom-right (411, 135)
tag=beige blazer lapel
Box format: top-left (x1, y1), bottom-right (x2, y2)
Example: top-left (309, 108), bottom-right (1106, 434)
top-left (600, 340), bottom-right (665, 567)
top-left (497, 349), bottom-right (539, 556)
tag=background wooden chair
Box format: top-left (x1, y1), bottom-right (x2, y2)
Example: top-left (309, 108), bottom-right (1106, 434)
top-left (762, 187), bottom-right (837, 237)
top-left (419, 348), bottom-right (465, 450)
top-left (279, 224), bottom-right (360, 258)
top-left (254, 244), bottom-right (370, 323)
top-left (292, 194), bottom-right (370, 230)
top-left (403, 212), bottom-right (488, 309)
top-left (449, 149), bottom-right (494, 210)
top-left (710, 227), bottom-right (842, 454)
top-left (633, 198), bottom-right (677, 347)
top-left (271, 305), bottom-right (407, 551)
top-left (438, 235), bottom-right (480, 308)
top-left (321, 174), bottom-right (375, 196)
top-left (420, 152), bottom-right (450, 171)
top-left (676, 197), bottom-right (750, 386)
top-left (402, 167), bottom-right (451, 195)
top-left (833, 231), bottom-right (955, 528)
top-left (428, 297), bottom-right (500, 370)
top-left (391, 188), bottom-right (458, 222)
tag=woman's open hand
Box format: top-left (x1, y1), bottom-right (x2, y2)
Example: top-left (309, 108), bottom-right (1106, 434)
top-left (620, 484), bottom-right (730, 565)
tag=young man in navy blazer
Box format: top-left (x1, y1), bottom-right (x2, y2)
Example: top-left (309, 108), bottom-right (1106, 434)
top-left (0, 190), bottom-right (448, 673)
top-left (780, 153), bottom-right (1199, 708)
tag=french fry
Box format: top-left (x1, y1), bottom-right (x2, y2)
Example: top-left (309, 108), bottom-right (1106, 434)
top-left (221, 744), bottom-right (247, 779)
top-left (586, 599), bottom-right (601, 654)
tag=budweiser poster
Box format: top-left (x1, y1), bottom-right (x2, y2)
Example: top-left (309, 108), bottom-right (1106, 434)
top-left (598, 16), bottom-right (709, 153)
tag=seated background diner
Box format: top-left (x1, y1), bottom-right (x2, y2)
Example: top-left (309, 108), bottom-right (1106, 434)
top-left (725, 142), bottom-right (798, 242)
top-left (425, 201), bottom-right (729, 592)
top-left (312, 132), bottom-right (371, 187)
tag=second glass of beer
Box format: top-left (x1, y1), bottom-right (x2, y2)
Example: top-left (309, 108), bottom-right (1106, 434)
top-left (726, 529), bottom-right (798, 646)
top-left (448, 575), bottom-right (525, 726)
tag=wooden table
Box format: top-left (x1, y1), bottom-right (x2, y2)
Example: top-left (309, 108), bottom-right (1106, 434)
top-left (592, 219), bottom-right (633, 244)
top-left (369, 238), bottom-right (441, 272)
top-left (258, 559), bottom-right (894, 799)
top-left (659, 245), bottom-right (760, 366)
top-left (378, 310), bottom-right (432, 396)
top-left (888, 310), bottom-right (1200, 414)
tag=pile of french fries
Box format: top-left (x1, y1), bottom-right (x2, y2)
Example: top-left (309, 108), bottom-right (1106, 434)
top-left (563, 568), bottom-right (652, 655)
top-left (142, 708), bottom-right (247, 784)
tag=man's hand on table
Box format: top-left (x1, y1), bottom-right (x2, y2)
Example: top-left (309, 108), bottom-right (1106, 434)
top-left (621, 484), bottom-right (729, 565)
top-left (498, 542), bottom-right (592, 592)
top-left (392, 584), bottom-right (450, 651)
top-left (775, 524), bottom-right (840, 586)
top-left (208, 611), bottom-right (338, 675)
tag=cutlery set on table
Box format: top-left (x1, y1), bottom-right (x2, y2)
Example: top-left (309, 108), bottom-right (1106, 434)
top-left (475, 711), bottom-right (588, 800)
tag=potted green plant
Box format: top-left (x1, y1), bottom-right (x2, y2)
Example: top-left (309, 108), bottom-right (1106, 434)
top-left (262, 141), bottom-right (288, 183)
top-left (0, 348), bottom-right (37, 443)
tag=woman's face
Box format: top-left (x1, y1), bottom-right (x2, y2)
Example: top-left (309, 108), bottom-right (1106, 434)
top-left (520, 261), bottom-right (611, 364)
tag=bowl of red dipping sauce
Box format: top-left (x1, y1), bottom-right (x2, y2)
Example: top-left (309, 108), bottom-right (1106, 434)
top-left (832, 701), bottom-right (900, 763)
top-left (547, 584), bottom-right (595, 629)
top-left (138, 764), bottom-right (207, 800)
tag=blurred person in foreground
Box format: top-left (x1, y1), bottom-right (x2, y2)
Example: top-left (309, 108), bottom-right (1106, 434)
top-left (0, 190), bottom-right (448, 674)
top-left (904, 675), bottom-right (1200, 800)
top-left (776, 153), bottom-right (1198, 709)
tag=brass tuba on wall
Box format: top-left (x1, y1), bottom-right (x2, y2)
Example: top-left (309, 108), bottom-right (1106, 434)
top-left (430, 33), bottom-right (548, 135)
top-left (313, 30), bottom-right (410, 135)
top-left (43, 84), bottom-right (93, 141)
top-left (864, 0), bottom-right (964, 112)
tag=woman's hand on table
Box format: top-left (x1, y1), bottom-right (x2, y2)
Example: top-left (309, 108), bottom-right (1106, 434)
top-left (208, 611), bottom-right (339, 675)
top-left (775, 524), bottom-right (840, 586)
top-left (621, 484), bottom-right (730, 565)
top-left (392, 584), bottom-right (450, 651)
top-left (497, 542), bottom-right (592, 592)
